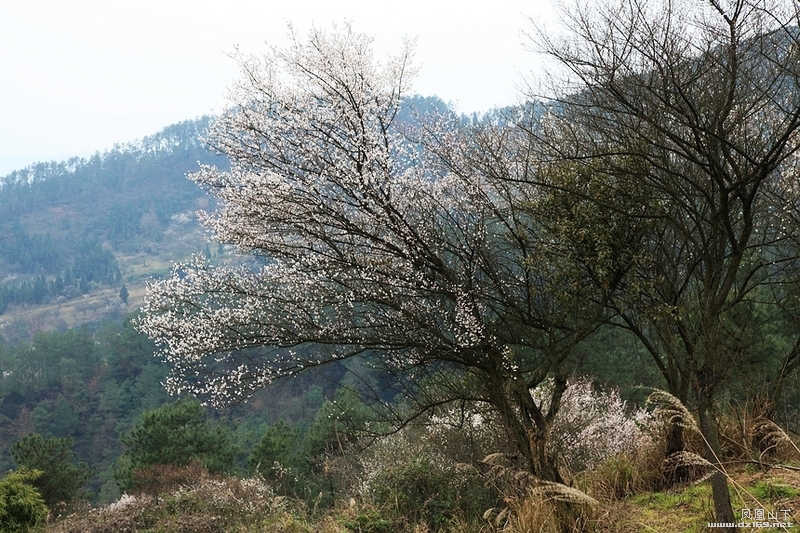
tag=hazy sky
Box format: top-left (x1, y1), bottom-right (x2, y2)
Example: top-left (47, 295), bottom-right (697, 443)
top-left (0, 1), bottom-right (557, 176)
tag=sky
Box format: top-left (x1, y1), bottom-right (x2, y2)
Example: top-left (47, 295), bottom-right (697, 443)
top-left (0, 1), bottom-right (558, 176)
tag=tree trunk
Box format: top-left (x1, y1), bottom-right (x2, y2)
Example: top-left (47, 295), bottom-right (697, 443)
top-left (531, 430), bottom-right (565, 485)
top-left (697, 395), bottom-right (737, 532)
top-left (664, 422), bottom-right (690, 485)
top-left (487, 373), bottom-right (566, 484)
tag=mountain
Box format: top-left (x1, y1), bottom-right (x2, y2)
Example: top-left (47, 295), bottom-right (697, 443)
top-left (0, 117), bottom-right (226, 342)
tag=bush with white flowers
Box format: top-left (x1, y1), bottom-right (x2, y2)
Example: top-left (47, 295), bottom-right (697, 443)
top-left (534, 377), bottom-right (655, 473)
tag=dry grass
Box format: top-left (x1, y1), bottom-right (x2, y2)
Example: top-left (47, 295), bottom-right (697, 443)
top-left (481, 453), bottom-right (600, 533)
top-left (502, 483), bottom-right (598, 533)
top-left (48, 473), bottom-right (286, 533)
top-left (578, 447), bottom-right (663, 502)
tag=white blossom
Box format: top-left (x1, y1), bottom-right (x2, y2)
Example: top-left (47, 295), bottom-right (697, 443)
top-left (136, 24), bottom-right (611, 481)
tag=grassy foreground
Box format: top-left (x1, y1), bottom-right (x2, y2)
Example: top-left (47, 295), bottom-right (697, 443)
top-left (44, 463), bottom-right (800, 533)
top-left (594, 467), bottom-right (800, 532)
top-left (43, 390), bottom-right (800, 532)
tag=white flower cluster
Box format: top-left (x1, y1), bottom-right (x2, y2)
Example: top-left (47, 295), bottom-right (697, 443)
top-left (534, 378), bottom-right (656, 473)
top-left (95, 476), bottom-right (275, 521)
top-left (104, 492), bottom-right (138, 512)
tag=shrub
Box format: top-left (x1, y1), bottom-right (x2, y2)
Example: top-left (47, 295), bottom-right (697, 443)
top-left (371, 457), bottom-right (457, 530)
top-left (533, 377), bottom-right (656, 474)
top-left (50, 474), bottom-right (278, 533)
top-left (335, 505), bottom-right (396, 533)
top-left (129, 461), bottom-right (217, 496)
top-left (358, 418), bottom-right (501, 531)
top-left (0, 469), bottom-right (48, 533)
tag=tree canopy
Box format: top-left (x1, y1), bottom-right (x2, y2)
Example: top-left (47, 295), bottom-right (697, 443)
top-left (116, 398), bottom-right (237, 492)
top-left (533, 0), bottom-right (800, 526)
top-left (11, 434), bottom-right (91, 509)
top-left (137, 25), bottom-right (615, 483)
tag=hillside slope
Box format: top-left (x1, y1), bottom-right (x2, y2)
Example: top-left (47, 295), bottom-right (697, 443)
top-left (0, 117), bottom-right (225, 342)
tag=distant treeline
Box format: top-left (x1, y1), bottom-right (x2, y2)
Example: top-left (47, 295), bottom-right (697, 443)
top-left (0, 236), bottom-right (120, 313)
top-left (0, 117), bottom-right (221, 248)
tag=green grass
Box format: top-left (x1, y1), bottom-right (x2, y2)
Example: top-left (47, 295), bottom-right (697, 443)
top-left (626, 484), bottom-right (713, 532)
top-left (606, 469), bottom-right (800, 532)
top-left (748, 480), bottom-right (800, 501)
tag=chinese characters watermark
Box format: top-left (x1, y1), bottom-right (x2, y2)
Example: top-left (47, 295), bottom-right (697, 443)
top-left (707, 508), bottom-right (794, 529)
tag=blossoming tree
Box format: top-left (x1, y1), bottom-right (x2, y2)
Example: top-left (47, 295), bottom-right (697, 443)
top-left (136, 25), bottom-right (615, 483)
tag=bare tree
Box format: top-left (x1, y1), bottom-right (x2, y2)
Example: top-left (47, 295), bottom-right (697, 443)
top-left (534, 0), bottom-right (800, 526)
top-left (137, 26), bottom-right (614, 484)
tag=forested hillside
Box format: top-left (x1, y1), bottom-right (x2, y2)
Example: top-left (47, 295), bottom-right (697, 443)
top-left (0, 319), bottom-right (383, 503)
top-left (0, 117), bottom-right (224, 341)
top-left (0, 117), bottom-right (222, 500)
